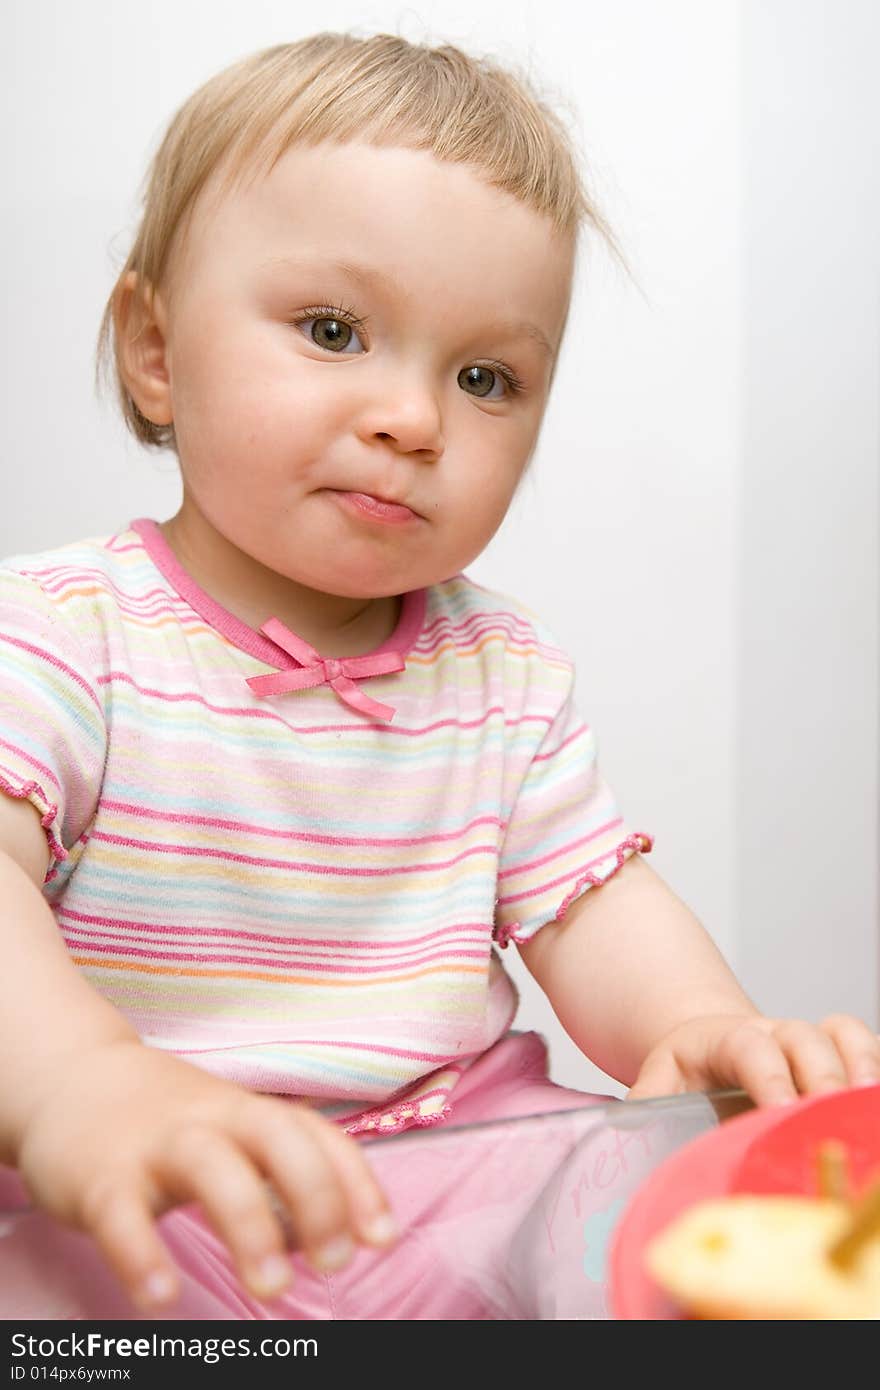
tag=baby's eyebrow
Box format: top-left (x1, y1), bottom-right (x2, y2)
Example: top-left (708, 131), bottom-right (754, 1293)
top-left (259, 254), bottom-right (396, 294)
top-left (480, 318), bottom-right (555, 359)
top-left (260, 254), bottom-right (555, 358)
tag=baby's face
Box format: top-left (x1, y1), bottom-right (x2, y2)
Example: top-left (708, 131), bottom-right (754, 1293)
top-left (154, 141), bottom-right (574, 598)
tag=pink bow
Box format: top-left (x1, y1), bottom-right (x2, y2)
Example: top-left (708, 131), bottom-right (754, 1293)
top-left (246, 617), bottom-right (405, 722)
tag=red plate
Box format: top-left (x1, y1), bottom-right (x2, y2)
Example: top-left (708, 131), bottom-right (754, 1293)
top-left (732, 1084), bottom-right (880, 1199)
top-left (608, 1084), bottom-right (880, 1319)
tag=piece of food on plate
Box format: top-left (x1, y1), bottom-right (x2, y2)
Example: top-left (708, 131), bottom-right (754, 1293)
top-left (644, 1149), bottom-right (880, 1320)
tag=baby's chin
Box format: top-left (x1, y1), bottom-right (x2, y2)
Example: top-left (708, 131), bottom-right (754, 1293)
top-left (292, 557), bottom-right (460, 600)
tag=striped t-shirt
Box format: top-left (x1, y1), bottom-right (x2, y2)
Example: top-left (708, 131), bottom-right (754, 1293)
top-left (0, 520), bottom-right (649, 1135)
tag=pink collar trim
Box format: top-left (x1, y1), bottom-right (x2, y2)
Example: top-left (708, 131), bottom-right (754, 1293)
top-left (130, 518), bottom-right (426, 722)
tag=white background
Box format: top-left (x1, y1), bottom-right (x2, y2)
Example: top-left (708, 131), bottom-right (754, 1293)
top-left (2, 1), bottom-right (878, 1095)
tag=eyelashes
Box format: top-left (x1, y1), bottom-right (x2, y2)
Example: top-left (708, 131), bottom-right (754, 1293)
top-left (291, 301), bottom-right (368, 333)
top-left (288, 303), bottom-right (526, 396)
top-left (475, 359), bottom-right (525, 396)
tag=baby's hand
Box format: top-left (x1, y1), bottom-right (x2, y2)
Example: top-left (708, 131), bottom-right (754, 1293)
top-left (14, 1039), bottom-right (396, 1310)
top-left (626, 1012), bottom-right (880, 1107)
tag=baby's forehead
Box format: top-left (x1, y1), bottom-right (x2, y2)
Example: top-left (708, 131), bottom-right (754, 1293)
top-left (190, 137), bottom-right (564, 236)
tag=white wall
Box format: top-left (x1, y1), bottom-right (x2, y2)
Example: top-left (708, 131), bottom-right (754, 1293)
top-left (2, 1), bottom-right (877, 1096)
top-left (737, 0), bottom-right (880, 1023)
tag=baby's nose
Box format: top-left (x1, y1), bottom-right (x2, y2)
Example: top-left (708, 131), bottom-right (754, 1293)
top-left (356, 375), bottom-right (445, 456)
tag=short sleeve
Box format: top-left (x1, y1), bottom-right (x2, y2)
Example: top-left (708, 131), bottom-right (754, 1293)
top-left (493, 656), bottom-right (651, 949)
top-left (0, 568), bottom-right (107, 878)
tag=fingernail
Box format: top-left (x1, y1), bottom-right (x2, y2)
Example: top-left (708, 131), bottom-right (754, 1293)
top-left (253, 1253), bottom-right (292, 1295)
top-left (136, 1269), bottom-right (176, 1307)
top-left (364, 1212), bottom-right (398, 1245)
top-left (311, 1234), bottom-right (354, 1272)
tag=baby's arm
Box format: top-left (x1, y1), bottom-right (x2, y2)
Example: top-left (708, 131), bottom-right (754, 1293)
top-left (0, 793), bottom-right (396, 1309)
top-left (518, 853), bottom-right (880, 1104)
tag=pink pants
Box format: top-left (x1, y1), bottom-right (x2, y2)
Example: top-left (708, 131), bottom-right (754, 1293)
top-left (0, 1033), bottom-right (706, 1320)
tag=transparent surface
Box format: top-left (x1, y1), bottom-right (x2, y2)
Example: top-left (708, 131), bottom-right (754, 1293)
top-left (358, 1089), bottom-right (753, 1319)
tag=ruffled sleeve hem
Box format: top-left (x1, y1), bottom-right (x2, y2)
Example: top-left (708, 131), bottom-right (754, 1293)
top-left (493, 831), bottom-right (653, 950)
top-left (0, 769), bottom-right (68, 882)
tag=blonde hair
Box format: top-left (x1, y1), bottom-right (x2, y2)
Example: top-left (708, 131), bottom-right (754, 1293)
top-left (96, 32), bottom-right (616, 450)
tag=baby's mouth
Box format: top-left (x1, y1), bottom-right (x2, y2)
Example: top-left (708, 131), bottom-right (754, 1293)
top-left (327, 490), bottom-right (422, 524)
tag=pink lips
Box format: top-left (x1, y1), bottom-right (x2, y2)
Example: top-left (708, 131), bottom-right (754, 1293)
top-left (331, 491), bottom-right (420, 525)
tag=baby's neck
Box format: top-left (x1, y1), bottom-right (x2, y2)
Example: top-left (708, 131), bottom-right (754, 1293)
top-left (239, 590), bottom-right (402, 657)
top-left (159, 512), bottom-right (402, 657)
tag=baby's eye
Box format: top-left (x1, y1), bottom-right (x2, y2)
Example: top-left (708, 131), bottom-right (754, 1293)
top-left (457, 365), bottom-right (519, 400)
top-left (296, 315), bottom-right (365, 354)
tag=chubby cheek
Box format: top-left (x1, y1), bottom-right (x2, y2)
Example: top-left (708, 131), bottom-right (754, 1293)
top-left (172, 315), bottom-right (311, 460)
top-left (175, 375), bottom-right (323, 501)
top-left (446, 461), bottom-right (522, 557)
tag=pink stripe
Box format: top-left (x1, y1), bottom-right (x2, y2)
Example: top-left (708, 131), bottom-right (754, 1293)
top-left (30, 570), bottom-right (192, 622)
top-left (0, 633), bottom-right (104, 712)
top-left (60, 918), bottom-right (485, 961)
top-left (92, 597), bottom-right (190, 621)
top-left (89, 828), bottom-right (496, 876)
top-left (57, 904), bottom-right (487, 951)
top-left (416, 616), bottom-right (552, 656)
top-left (496, 817), bottom-right (624, 880)
top-left (105, 536), bottom-right (144, 553)
top-left (60, 595), bottom-right (197, 626)
top-left (35, 572), bottom-right (182, 610)
top-left (63, 929), bottom-right (487, 969)
top-left (174, 1037), bottom-right (459, 1066)
top-left (98, 798), bottom-right (504, 849)
top-left (94, 670), bottom-right (283, 722)
top-left (0, 739), bottom-right (62, 792)
top-left (417, 629), bottom-right (565, 669)
top-left (496, 833), bottom-right (630, 907)
top-left (418, 602), bottom-right (555, 649)
top-left (420, 606), bottom-right (536, 643)
top-left (65, 933), bottom-right (486, 973)
top-left (532, 722), bottom-right (591, 763)
top-left (102, 603), bottom-right (199, 626)
top-left (93, 672), bottom-right (555, 738)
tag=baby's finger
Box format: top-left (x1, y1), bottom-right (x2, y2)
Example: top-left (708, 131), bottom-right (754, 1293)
top-left (625, 1049), bottom-right (683, 1101)
top-left (247, 1104), bottom-right (395, 1268)
top-left (82, 1182), bottom-right (179, 1311)
top-left (819, 1014), bottom-right (880, 1087)
top-left (156, 1128), bottom-right (295, 1300)
top-left (770, 1019), bottom-right (847, 1094)
top-left (711, 1022), bottom-right (798, 1106)
top-left (287, 1105), bottom-right (397, 1247)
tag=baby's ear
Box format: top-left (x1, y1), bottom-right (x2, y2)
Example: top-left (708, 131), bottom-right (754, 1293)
top-left (114, 271), bottom-right (173, 426)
